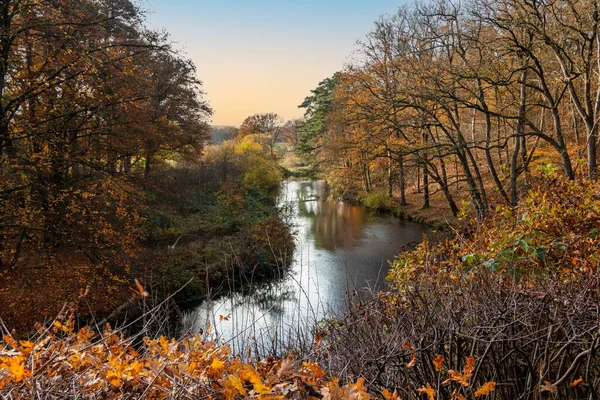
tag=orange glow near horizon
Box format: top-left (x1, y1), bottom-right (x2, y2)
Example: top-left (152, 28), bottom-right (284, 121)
top-left (146, 0), bottom-right (404, 126)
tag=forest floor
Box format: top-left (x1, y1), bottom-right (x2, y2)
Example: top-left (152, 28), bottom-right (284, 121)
top-left (390, 190), bottom-right (457, 229)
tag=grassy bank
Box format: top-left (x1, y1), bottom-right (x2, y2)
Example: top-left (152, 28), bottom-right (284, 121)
top-left (0, 136), bottom-right (295, 333)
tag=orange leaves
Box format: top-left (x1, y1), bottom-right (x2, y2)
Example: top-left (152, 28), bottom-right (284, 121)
top-left (382, 388), bottom-right (402, 400)
top-left (417, 383), bottom-right (435, 400)
top-left (419, 356), bottom-right (496, 398)
top-left (219, 314), bottom-right (231, 321)
top-left (0, 323), bottom-right (374, 399)
top-left (222, 374), bottom-right (246, 399)
top-left (321, 377), bottom-right (371, 400)
top-left (403, 343), bottom-right (417, 368)
top-left (444, 356), bottom-right (475, 387)
top-left (474, 381), bottom-right (496, 397)
top-left (0, 335), bottom-right (33, 387)
top-left (432, 354), bottom-right (445, 371)
top-left (302, 361), bottom-right (326, 384)
top-left (0, 356), bottom-right (31, 385)
top-left (133, 279), bottom-right (148, 298)
top-left (239, 364), bottom-right (270, 395)
top-left (571, 376), bottom-right (584, 387)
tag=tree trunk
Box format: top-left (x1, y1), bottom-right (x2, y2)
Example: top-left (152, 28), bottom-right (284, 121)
top-left (387, 150), bottom-right (393, 197)
top-left (398, 154), bottom-right (407, 206)
top-left (145, 151), bottom-right (153, 176)
top-left (422, 165), bottom-right (431, 209)
top-left (511, 69), bottom-right (528, 206)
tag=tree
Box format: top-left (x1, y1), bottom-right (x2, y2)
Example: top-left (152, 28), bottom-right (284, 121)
top-left (297, 76), bottom-right (338, 160)
top-left (238, 112), bottom-right (284, 156)
top-left (0, 0), bottom-right (211, 274)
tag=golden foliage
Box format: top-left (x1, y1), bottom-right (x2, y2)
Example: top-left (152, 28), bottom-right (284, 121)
top-left (474, 382), bottom-right (496, 397)
top-left (0, 321), bottom-right (371, 399)
top-left (417, 383), bottom-right (435, 400)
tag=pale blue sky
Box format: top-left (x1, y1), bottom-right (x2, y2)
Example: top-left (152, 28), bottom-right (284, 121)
top-left (143, 0), bottom-right (404, 125)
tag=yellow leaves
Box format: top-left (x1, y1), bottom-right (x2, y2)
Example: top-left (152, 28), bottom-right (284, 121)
top-left (1, 318), bottom-right (392, 398)
top-left (105, 354), bottom-right (146, 387)
top-left (417, 382), bottom-right (435, 400)
top-left (210, 357), bottom-right (225, 371)
top-left (53, 320), bottom-right (69, 332)
top-left (474, 381), bottom-right (496, 397)
top-left (0, 356), bottom-right (31, 383)
top-left (223, 374), bottom-right (246, 399)
top-left (239, 364), bottom-right (269, 394)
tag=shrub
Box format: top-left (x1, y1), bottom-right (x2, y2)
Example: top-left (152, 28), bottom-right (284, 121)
top-left (360, 189), bottom-right (392, 211)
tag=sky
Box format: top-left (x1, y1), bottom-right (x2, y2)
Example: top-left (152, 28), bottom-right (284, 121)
top-left (143, 0), bottom-right (404, 126)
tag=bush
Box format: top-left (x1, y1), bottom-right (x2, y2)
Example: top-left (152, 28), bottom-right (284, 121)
top-left (360, 189), bottom-right (392, 211)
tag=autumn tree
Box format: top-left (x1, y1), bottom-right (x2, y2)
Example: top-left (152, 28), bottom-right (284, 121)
top-left (139, 48), bottom-right (211, 175)
top-left (0, 0), bottom-right (211, 275)
top-left (238, 112), bottom-right (284, 156)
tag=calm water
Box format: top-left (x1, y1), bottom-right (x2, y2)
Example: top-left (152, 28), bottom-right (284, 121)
top-left (184, 180), bottom-right (427, 354)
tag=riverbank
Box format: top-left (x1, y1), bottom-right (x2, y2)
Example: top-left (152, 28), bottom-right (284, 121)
top-left (0, 138), bottom-right (296, 334)
top-left (184, 179), bottom-right (428, 354)
top-left (391, 194), bottom-right (457, 230)
top-left (344, 186), bottom-right (457, 230)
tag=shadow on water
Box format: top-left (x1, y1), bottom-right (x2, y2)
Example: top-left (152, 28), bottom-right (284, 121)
top-left (183, 180), bottom-right (429, 356)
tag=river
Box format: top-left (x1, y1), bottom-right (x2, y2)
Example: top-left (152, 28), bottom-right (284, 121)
top-left (183, 180), bottom-right (427, 355)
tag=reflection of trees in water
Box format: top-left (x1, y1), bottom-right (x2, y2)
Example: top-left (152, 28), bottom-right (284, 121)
top-left (295, 181), bottom-right (368, 251)
top-left (312, 200), bottom-right (366, 250)
top-left (230, 283), bottom-right (296, 316)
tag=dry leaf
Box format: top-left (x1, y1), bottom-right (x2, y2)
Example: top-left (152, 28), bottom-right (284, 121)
top-left (432, 354), bottom-right (444, 372)
top-left (474, 381), bottom-right (496, 397)
top-left (417, 383), bottom-right (435, 400)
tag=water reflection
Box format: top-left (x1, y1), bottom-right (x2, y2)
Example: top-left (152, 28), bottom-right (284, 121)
top-left (297, 180), bottom-right (367, 250)
top-left (184, 180), bottom-right (427, 355)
